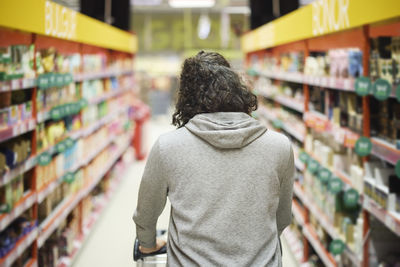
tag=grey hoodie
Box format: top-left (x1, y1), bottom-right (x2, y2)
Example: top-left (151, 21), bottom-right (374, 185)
top-left (133, 112), bottom-right (294, 267)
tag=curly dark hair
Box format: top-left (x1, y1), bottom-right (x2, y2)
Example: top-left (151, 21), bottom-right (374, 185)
top-left (172, 51), bottom-right (258, 127)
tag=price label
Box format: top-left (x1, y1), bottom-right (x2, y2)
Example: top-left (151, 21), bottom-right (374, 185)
top-left (38, 152), bottom-right (52, 166)
top-left (318, 168), bottom-right (332, 184)
top-left (64, 172), bottom-right (75, 184)
top-left (50, 107), bottom-right (62, 120)
top-left (65, 138), bottom-right (75, 149)
top-left (355, 136), bottom-right (372, 156)
top-left (272, 119), bottom-right (283, 129)
top-left (329, 239), bottom-right (345, 255)
top-left (56, 74), bottom-right (64, 87)
top-left (56, 141), bottom-right (67, 153)
top-left (38, 74), bottom-right (49, 89)
top-left (372, 78), bottom-right (391, 101)
top-left (49, 73), bottom-right (56, 88)
top-left (329, 177), bottom-right (343, 194)
top-left (307, 159), bottom-right (320, 175)
top-left (354, 76), bottom-right (371, 96)
top-left (344, 188), bottom-right (359, 209)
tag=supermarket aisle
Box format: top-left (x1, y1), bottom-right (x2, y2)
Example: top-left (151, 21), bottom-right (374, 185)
top-left (73, 115), bottom-right (175, 267)
top-left (73, 115), bottom-right (297, 267)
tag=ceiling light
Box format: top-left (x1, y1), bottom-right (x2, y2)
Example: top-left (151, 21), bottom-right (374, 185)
top-left (168, 0), bottom-right (215, 8)
top-left (222, 6), bottom-right (251, 14)
top-left (131, 0), bottom-right (162, 6)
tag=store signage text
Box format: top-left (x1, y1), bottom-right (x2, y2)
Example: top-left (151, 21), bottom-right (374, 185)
top-left (44, 1), bottom-right (77, 39)
top-left (312, 0), bottom-right (350, 36)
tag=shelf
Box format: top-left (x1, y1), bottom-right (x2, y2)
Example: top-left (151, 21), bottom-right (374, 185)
top-left (70, 105), bottom-right (128, 140)
top-left (38, 194), bottom-right (78, 247)
top-left (24, 258), bottom-right (38, 267)
top-left (57, 154), bottom-right (128, 267)
top-left (87, 86), bottom-right (132, 105)
top-left (0, 228), bottom-right (38, 267)
top-left (293, 182), bottom-right (362, 266)
top-left (304, 111), bottom-right (360, 149)
top-left (371, 137), bottom-right (400, 166)
top-left (0, 156), bottom-right (36, 186)
top-left (363, 196), bottom-right (400, 236)
top-left (0, 119), bottom-right (36, 143)
top-left (258, 106), bottom-right (305, 143)
top-left (38, 137), bottom-right (131, 248)
top-left (0, 191), bottom-right (36, 232)
top-left (0, 78), bottom-right (36, 92)
top-left (241, 0), bottom-right (400, 53)
top-left (37, 133), bottom-right (116, 203)
top-left (0, 0), bottom-right (137, 53)
top-left (307, 151), bottom-right (356, 190)
top-left (303, 224), bottom-right (336, 267)
top-left (274, 95), bottom-right (304, 113)
top-left (73, 70), bottom-right (133, 82)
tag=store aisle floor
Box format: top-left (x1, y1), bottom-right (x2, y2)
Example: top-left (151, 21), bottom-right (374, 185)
top-left (73, 115), bottom-right (297, 267)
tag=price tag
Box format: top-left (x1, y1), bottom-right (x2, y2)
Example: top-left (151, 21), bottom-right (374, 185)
top-left (355, 136), bottom-right (372, 156)
top-left (272, 119), bottom-right (283, 129)
top-left (49, 73), bottom-right (56, 87)
top-left (65, 138), bottom-right (75, 149)
top-left (372, 78), bottom-right (391, 101)
top-left (318, 168), bottom-right (332, 184)
top-left (307, 159), bottom-right (320, 175)
top-left (344, 188), bottom-right (359, 209)
top-left (354, 76), bottom-right (371, 96)
top-left (50, 107), bottom-right (62, 120)
top-left (38, 74), bottom-right (49, 89)
top-left (56, 74), bottom-right (64, 87)
top-left (329, 239), bottom-right (345, 255)
top-left (56, 141), bottom-right (67, 153)
top-left (38, 152), bottom-right (52, 166)
top-left (329, 177), bottom-right (343, 194)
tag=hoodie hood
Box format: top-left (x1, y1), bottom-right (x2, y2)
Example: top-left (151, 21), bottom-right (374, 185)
top-left (185, 112), bottom-right (267, 149)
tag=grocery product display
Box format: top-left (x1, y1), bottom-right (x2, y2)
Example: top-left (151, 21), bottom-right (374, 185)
top-left (243, 4), bottom-right (400, 267)
top-left (0, 3), bottom-right (143, 266)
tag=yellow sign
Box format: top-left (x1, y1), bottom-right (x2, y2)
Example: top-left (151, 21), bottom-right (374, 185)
top-left (241, 0), bottom-right (400, 53)
top-left (0, 0), bottom-right (137, 53)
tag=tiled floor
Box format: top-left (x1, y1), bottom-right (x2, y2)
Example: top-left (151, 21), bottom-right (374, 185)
top-left (73, 115), bottom-right (298, 267)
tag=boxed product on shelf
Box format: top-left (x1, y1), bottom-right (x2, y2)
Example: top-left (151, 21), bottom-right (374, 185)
top-left (0, 136), bottom-right (32, 174)
top-left (0, 89), bottom-right (33, 129)
top-left (0, 210), bottom-right (36, 259)
top-left (305, 49), bottom-right (363, 79)
top-left (370, 98), bottom-right (400, 146)
top-left (370, 36), bottom-right (400, 84)
top-left (0, 44), bottom-right (35, 81)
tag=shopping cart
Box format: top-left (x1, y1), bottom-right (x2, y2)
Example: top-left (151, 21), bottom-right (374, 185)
top-left (133, 230), bottom-right (168, 266)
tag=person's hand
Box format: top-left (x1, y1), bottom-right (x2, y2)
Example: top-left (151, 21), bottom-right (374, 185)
top-left (139, 238), bottom-right (166, 254)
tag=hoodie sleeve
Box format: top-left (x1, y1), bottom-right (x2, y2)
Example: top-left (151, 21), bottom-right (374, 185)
top-left (276, 143), bottom-right (295, 236)
top-left (133, 139), bottom-right (168, 248)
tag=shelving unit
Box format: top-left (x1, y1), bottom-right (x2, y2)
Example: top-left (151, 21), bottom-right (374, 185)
top-left (242, 1), bottom-right (400, 266)
top-left (0, 2), bottom-right (144, 267)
